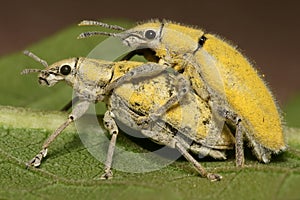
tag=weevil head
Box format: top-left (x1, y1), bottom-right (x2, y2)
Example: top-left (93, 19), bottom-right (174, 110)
top-left (126, 21), bottom-right (204, 55)
top-left (78, 20), bottom-right (164, 53)
top-left (21, 52), bottom-right (78, 87)
top-left (37, 58), bottom-right (78, 87)
top-left (111, 21), bottom-right (204, 66)
top-left (78, 20), bottom-right (204, 63)
top-left (118, 21), bottom-right (163, 50)
top-left (85, 20), bottom-right (203, 57)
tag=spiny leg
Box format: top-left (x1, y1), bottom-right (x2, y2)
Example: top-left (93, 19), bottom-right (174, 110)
top-left (26, 101), bottom-right (90, 168)
top-left (141, 128), bottom-right (222, 181)
top-left (235, 122), bottom-right (244, 167)
top-left (26, 119), bottom-right (72, 167)
top-left (101, 110), bottom-right (119, 179)
top-left (218, 108), bottom-right (244, 167)
top-left (174, 138), bottom-right (222, 181)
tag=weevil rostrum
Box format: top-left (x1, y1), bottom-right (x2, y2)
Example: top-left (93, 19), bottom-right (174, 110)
top-left (78, 19), bottom-right (286, 166)
top-left (22, 51), bottom-right (236, 181)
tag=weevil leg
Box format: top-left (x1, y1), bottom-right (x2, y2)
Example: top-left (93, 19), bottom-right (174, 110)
top-left (235, 121), bottom-right (244, 167)
top-left (137, 74), bottom-right (190, 126)
top-left (218, 109), bottom-right (273, 164)
top-left (104, 62), bottom-right (168, 93)
top-left (140, 128), bottom-right (222, 181)
top-left (100, 110), bottom-right (119, 179)
top-left (26, 101), bottom-right (90, 168)
top-left (174, 137), bottom-right (222, 181)
top-left (218, 108), bottom-right (244, 167)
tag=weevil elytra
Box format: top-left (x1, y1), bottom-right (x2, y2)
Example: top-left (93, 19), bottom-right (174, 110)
top-left (78, 19), bottom-right (286, 166)
top-left (22, 51), bottom-right (235, 181)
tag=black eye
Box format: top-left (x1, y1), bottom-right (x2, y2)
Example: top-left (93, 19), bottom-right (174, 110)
top-left (60, 65), bottom-right (71, 75)
top-left (145, 30), bottom-right (156, 39)
top-left (198, 35), bottom-right (207, 47)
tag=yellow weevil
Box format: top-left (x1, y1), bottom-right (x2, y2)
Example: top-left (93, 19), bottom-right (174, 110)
top-left (22, 51), bottom-right (236, 181)
top-left (78, 19), bottom-right (286, 167)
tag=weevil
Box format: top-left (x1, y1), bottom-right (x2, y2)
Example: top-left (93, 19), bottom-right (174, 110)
top-left (22, 51), bottom-right (235, 181)
top-left (78, 19), bottom-right (286, 166)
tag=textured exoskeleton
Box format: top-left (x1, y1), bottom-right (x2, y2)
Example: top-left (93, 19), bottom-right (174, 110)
top-left (22, 51), bottom-right (235, 181)
top-left (79, 20), bottom-right (286, 166)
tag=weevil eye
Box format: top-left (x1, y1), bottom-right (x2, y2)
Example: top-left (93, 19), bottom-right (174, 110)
top-left (145, 30), bottom-right (156, 39)
top-left (60, 65), bottom-right (71, 75)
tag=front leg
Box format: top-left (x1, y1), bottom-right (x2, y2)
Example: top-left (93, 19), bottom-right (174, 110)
top-left (101, 110), bottom-right (119, 179)
top-left (26, 101), bottom-right (90, 168)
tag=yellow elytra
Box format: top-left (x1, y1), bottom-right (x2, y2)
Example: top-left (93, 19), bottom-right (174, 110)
top-left (198, 35), bottom-right (284, 150)
top-left (79, 19), bottom-right (286, 164)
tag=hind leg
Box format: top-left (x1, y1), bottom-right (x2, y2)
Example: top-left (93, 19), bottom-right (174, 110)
top-left (218, 108), bottom-right (244, 167)
top-left (141, 129), bottom-right (222, 181)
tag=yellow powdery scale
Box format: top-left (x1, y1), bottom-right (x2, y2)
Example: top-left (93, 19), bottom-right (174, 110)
top-left (162, 24), bottom-right (202, 56)
top-left (201, 34), bottom-right (285, 151)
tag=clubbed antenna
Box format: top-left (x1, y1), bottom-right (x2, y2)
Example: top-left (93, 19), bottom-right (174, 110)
top-left (77, 31), bottom-right (118, 39)
top-left (78, 20), bottom-right (126, 31)
top-left (23, 50), bottom-right (48, 68)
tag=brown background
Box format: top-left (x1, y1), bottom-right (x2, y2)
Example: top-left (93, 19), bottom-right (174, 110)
top-left (0, 0), bottom-right (299, 105)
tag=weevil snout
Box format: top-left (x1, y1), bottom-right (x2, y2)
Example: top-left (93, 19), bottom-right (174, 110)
top-left (38, 72), bottom-right (50, 86)
top-left (22, 68), bottom-right (65, 87)
top-left (36, 61), bottom-right (76, 87)
top-left (37, 71), bottom-right (61, 87)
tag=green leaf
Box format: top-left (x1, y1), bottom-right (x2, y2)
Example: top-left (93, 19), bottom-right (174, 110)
top-left (0, 20), bottom-right (300, 200)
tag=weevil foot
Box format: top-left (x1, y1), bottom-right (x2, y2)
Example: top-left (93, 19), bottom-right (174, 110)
top-left (26, 148), bottom-right (48, 168)
top-left (207, 173), bottom-right (222, 182)
top-left (100, 169), bottom-right (113, 180)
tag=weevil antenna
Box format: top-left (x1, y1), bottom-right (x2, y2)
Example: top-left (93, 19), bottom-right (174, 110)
top-left (21, 68), bottom-right (43, 75)
top-left (77, 31), bottom-right (119, 39)
top-left (23, 50), bottom-right (48, 68)
top-left (78, 20), bottom-right (126, 31)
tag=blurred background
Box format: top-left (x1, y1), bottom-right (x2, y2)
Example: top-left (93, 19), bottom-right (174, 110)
top-left (0, 0), bottom-right (299, 124)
